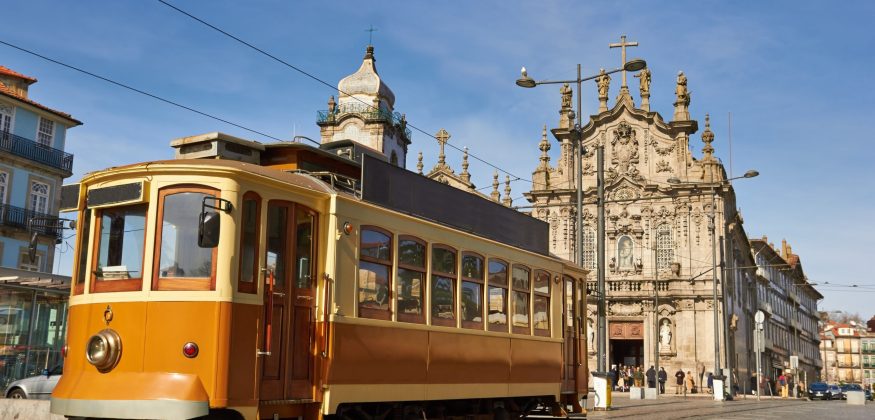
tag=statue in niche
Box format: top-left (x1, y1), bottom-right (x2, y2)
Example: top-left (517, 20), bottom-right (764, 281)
top-left (587, 318), bottom-right (595, 351)
top-left (596, 68), bottom-right (611, 98)
top-left (617, 236), bottom-right (634, 271)
top-left (659, 319), bottom-right (672, 346)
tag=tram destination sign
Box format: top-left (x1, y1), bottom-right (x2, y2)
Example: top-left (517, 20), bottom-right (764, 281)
top-left (361, 155), bottom-right (549, 256)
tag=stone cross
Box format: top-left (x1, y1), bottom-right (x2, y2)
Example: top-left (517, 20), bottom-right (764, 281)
top-left (435, 128), bottom-right (451, 165)
top-left (609, 34), bottom-right (639, 88)
top-left (365, 25), bottom-right (378, 45)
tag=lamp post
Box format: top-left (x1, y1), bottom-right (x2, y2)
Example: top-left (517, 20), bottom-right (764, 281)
top-left (668, 169), bottom-right (759, 400)
top-left (517, 59), bottom-right (646, 376)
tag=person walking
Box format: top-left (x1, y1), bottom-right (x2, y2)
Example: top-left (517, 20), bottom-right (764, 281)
top-left (684, 371), bottom-right (695, 397)
top-left (778, 373), bottom-right (787, 398)
top-left (658, 367), bottom-right (667, 394)
top-left (646, 365), bottom-right (657, 389)
top-left (675, 369), bottom-right (685, 395)
top-left (617, 374), bottom-right (626, 392)
top-left (707, 372), bottom-right (714, 394)
top-left (634, 366), bottom-right (645, 387)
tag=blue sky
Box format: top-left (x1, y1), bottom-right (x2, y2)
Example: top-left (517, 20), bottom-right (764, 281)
top-left (3, 1), bottom-right (873, 316)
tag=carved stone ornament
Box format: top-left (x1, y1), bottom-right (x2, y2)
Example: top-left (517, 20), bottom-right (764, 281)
top-left (610, 122), bottom-right (641, 178)
top-left (656, 160), bottom-right (673, 173)
top-left (610, 302), bottom-right (643, 316)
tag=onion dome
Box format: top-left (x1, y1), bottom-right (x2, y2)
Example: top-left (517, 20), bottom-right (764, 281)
top-left (337, 45), bottom-right (396, 109)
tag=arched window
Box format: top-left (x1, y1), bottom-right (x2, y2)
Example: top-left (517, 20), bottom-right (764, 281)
top-left (656, 224), bottom-right (673, 270)
top-left (582, 227), bottom-right (596, 269)
top-left (359, 226), bottom-right (392, 320)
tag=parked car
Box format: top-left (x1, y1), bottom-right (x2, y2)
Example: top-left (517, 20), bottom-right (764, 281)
top-left (828, 384), bottom-right (844, 400)
top-left (4, 365), bottom-right (62, 399)
top-left (808, 382), bottom-right (833, 400)
top-left (840, 383), bottom-right (869, 401)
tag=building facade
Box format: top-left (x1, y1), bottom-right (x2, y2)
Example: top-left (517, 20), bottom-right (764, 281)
top-left (0, 65), bottom-right (79, 387)
top-left (820, 320), bottom-right (873, 386)
top-left (522, 57), bottom-right (759, 392)
top-left (749, 238), bottom-right (822, 387)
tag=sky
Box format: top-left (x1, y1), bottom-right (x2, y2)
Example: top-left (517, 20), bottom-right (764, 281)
top-left (3, 1), bottom-right (873, 316)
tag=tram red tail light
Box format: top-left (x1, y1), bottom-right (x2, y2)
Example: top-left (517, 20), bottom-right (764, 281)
top-left (61, 344), bottom-right (68, 358)
top-left (183, 342), bottom-right (199, 358)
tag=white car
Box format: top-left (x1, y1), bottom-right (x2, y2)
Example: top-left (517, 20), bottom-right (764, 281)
top-left (4, 365), bottom-right (62, 399)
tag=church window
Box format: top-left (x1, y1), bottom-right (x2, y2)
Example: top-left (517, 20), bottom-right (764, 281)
top-left (582, 228), bottom-right (596, 269)
top-left (656, 224), bottom-right (673, 270)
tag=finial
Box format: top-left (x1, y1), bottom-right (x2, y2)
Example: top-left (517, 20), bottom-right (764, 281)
top-left (461, 147), bottom-right (470, 183)
top-left (364, 45), bottom-right (375, 60)
top-left (503, 176), bottom-right (512, 207)
top-left (538, 124), bottom-right (551, 168)
top-left (701, 113), bottom-right (715, 160)
top-left (417, 151), bottom-right (423, 174)
top-left (490, 171), bottom-right (500, 202)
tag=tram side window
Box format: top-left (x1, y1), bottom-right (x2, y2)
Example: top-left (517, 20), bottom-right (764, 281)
top-left (397, 236), bottom-right (426, 323)
top-left (533, 270), bottom-right (551, 336)
top-left (238, 192), bottom-right (260, 294)
top-left (92, 203), bottom-right (147, 293)
top-left (359, 227), bottom-right (392, 320)
top-left (460, 253), bottom-right (485, 329)
top-left (487, 259), bottom-right (508, 332)
top-left (512, 265), bottom-right (531, 334)
top-left (153, 186), bottom-right (219, 291)
top-left (431, 245), bottom-right (457, 327)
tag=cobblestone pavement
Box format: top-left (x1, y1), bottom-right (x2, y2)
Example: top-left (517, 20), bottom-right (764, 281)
top-left (583, 393), bottom-right (873, 419)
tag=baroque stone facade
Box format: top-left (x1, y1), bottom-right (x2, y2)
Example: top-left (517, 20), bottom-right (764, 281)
top-left (523, 56), bottom-right (761, 392)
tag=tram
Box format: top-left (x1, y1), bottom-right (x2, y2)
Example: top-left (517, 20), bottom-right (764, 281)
top-left (49, 132), bottom-right (588, 420)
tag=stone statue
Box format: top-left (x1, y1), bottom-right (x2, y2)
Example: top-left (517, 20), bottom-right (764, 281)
top-left (634, 68), bottom-right (651, 96)
top-left (618, 236), bottom-right (634, 270)
top-left (675, 71), bottom-right (689, 104)
top-left (596, 68), bottom-right (611, 98)
top-left (561, 83), bottom-right (572, 109)
top-left (588, 318), bottom-right (595, 350)
top-left (659, 319), bottom-right (672, 346)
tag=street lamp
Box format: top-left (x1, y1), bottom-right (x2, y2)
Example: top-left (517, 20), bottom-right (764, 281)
top-left (517, 58), bottom-right (647, 377)
top-left (668, 169), bottom-right (759, 400)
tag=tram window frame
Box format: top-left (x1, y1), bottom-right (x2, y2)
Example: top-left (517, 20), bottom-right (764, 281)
top-left (487, 258), bottom-right (509, 333)
top-left (511, 264), bottom-right (531, 335)
top-left (396, 235), bottom-right (426, 324)
top-left (358, 226), bottom-right (393, 320)
top-left (533, 269), bottom-right (551, 336)
top-left (237, 192), bottom-right (261, 294)
top-left (152, 185), bottom-right (220, 291)
top-left (430, 244), bottom-right (457, 327)
top-left (90, 203), bottom-right (148, 293)
top-left (72, 208), bottom-right (92, 295)
top-left (460, 252), bottom-right (485, 330)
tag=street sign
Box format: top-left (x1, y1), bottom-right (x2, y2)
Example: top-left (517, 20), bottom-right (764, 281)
top-left (790, 355), bottom-right (798, 369)
top-left (755, 310), bottom-right (765, 324)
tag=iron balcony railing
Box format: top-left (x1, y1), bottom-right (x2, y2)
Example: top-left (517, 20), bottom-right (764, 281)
top-left (317, 103), bottom-right (412, 139)
top-left (0, 131), bottom-right (74, 174)
top-left (0, 203), bottom-right (62, 239)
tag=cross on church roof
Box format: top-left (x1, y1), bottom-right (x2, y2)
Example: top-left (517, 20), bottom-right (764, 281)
top-left (365, 25), bottom-right (378, 45)
top-left (609, 34), bottom-right (639, 88)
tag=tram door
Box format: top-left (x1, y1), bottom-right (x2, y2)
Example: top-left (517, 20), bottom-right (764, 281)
top-left (260, 201), bottom-right (317, 401)
top-left (562, 276), bottom-right (586, 394)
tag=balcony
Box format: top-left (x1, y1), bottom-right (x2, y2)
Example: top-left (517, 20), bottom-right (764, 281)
top-left (0, 203), bottom-right (62, 240)
top-left (317, 103), bottom-right (412, 139)
top-left (0, 131), bottom-right (74, 174)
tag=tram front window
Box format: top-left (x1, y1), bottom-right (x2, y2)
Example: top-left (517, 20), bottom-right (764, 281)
top-left (95, 204), bottom-right (147, 280)
top-left (158, 192), bottom-right (214, 278)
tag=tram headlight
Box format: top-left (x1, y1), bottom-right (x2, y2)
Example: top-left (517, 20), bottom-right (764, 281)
top-left (86, 329), bottom-right (122, 373)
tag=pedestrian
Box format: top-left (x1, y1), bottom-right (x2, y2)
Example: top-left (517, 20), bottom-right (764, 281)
top-left (646, 365), bottom-right (657, 389)
top-left (684, 371), bottom-right (695, 396)
top-left (707, 372), bottom-right (714, 394)
top-left (778, 373), bottom-right (787, 398)
top-left (658, 367), bottom-right (667, 394)
top-left (634, 366), bottom-right (645, 387)
top-left (675, 368), bottom-right (685, 395)
top-left (611, 365), bottom-right (619, 391)
top-left (617, 374), bottom-right (626, 392)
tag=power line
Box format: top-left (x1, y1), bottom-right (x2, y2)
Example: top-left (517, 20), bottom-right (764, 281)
top-left (0, 40), bottom-right (284, 142)
top-left (155, 0), bottom-right (532, 184)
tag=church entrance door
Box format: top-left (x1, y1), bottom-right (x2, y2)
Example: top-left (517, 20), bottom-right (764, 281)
top-left (611, 339), bottom-right (644, 368)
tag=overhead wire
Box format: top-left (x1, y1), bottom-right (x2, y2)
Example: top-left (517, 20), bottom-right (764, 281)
top-left (155, 0), bottom-right (533, 185)
top-left (0, 40), bottom-right (284, 142)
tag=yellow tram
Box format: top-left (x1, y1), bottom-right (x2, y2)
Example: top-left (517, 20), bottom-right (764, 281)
top-left (50, 133), bottom-right (588, 420)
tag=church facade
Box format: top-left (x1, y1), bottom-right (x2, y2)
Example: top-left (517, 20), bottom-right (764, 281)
top-left (523, 58), bottom-right (760, 392)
